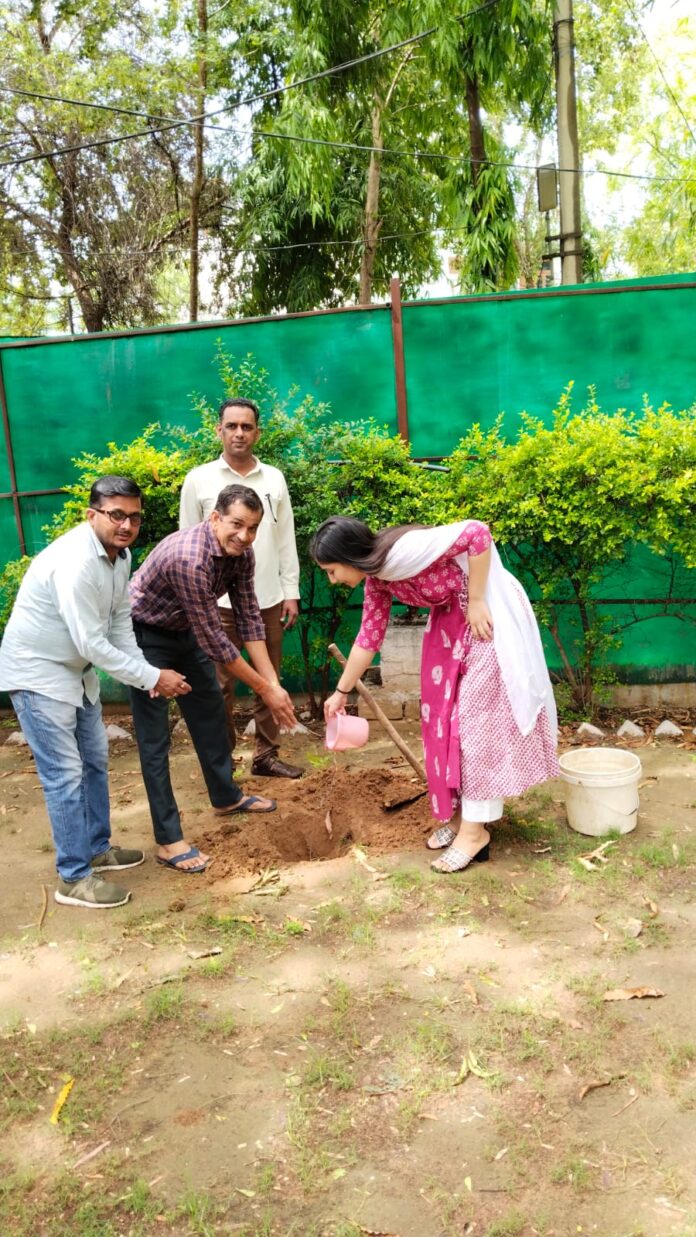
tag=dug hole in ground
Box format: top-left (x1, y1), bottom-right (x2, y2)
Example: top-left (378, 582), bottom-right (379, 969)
top-left (1, 707), bottom-right (696, 1237)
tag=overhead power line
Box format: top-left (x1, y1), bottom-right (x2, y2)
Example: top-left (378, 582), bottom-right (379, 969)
top-left (2, 86), bottom-right (694, 188)
top-left (624, 0), bottom-right (696, 148)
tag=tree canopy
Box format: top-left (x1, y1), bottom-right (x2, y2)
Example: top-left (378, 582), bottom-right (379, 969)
top-left (0, 0), bottom-right (692, 332)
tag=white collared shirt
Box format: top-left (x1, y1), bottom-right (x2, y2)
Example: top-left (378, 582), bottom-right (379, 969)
top-left (179, 455), bottom-right (300, 610)
top-left (0, 522), bottom-right (160, 706)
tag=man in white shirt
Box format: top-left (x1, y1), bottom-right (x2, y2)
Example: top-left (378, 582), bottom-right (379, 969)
top-left (0, 477), bottom-right (190, 909)
top-left (179, 397), bottom-right (303, 779)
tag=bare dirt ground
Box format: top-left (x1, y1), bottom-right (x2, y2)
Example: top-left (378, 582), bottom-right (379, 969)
top-left (1, 710), bottom-right (696, 1237)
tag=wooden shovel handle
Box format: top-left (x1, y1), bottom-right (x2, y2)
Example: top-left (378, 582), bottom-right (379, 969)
top-left (328, 643), bottom-right (427, 783)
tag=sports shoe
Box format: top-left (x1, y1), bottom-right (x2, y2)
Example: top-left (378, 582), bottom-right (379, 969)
top-left (92, 846), bottom-right (145, 871)
top-left (55, 872), bottom-right (131, 909)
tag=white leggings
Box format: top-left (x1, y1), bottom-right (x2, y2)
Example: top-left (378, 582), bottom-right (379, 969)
top-left (460, 797), bottom-right (504, 824)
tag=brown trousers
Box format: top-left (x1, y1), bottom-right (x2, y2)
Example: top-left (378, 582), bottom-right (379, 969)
top-left (216, 603), bottom-right (283, 758)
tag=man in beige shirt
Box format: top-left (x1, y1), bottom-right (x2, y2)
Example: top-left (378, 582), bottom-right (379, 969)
top-left (179, 397), bottom-right (303, 779)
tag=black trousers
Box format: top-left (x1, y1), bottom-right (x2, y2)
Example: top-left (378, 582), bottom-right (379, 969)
top-left (130, 622), bottom-right (243, 845)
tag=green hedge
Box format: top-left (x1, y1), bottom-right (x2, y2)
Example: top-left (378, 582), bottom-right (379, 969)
top-left (1, 353), bottom-right (694, 716)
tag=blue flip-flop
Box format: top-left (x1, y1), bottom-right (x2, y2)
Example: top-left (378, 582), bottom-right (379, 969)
top-left (214, 795), bottom-right (277, 816)
top-left (156, 846), bottom-right (209, 874)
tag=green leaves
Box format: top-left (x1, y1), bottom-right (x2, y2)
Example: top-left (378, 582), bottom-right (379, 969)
top-left (448, 388), bottom-right (696, 708)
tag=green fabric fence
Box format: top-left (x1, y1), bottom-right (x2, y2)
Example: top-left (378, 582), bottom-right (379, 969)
top-left (1, 270), bottom-right (694, 694)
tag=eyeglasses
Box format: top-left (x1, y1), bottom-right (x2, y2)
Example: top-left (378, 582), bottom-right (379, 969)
top-left (90, 507), bottom-right (143, 527)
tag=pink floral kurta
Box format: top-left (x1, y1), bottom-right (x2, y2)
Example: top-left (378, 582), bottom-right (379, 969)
top-left (355, 522), bottom-right (559, 822)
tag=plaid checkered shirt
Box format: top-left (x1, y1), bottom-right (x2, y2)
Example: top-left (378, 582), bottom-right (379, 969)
top-left (129, 521), bottom-right (265, 663)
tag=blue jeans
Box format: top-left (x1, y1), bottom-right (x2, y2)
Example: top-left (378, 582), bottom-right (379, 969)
top-left (11, 689), bottom-right (110, 882)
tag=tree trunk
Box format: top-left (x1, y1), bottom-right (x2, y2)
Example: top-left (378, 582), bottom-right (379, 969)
top-left (359, 104), bottom-right (383, 305)
top-left (357, 51), bottom-right (413, 306)
top-left (189, 0), bottom-right (208, 322)
top-left (55, 149), bottom-right (104, 331)
top-left (464, 70), bottom-right (498, 286)
top-left (465, 74), bottom-right (486, 187)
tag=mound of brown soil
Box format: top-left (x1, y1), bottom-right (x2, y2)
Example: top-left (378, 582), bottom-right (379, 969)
top-left (200, 766), bottom-right (431, 878)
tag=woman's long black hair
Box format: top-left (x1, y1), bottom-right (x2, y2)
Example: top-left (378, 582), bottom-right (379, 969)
top-left (310, 516), bottom-right (427, 576)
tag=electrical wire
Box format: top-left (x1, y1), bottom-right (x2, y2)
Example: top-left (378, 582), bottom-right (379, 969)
top-left (234, 125), bottom-right (696, 183)
top-left (0, 222), bottom-right (459, 261)
top-left (2, 84), bottom-right (694, 187)
top-left (0, 0), bottom-right (502, 170)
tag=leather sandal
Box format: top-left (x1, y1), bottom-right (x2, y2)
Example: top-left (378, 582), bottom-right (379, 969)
top-left (251, 753), bottom-right (303, 779)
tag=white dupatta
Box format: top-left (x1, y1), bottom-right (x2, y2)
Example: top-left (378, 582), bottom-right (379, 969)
top-left (380, 521), bottom-right (557, 740)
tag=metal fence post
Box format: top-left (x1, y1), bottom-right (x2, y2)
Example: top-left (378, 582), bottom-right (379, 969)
top-left (389, 275), bottom-right (410, 444)
top-left (0, 349), bottom-right (26, 557)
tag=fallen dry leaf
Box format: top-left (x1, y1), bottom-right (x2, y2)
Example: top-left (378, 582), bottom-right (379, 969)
top-left (578, 1077), bottom-right (613, 1101)
top-left (510, 882), bottom-right (533, 903)
top-left (325, 810), bottom-right (333, 838)
top-left (579, 840), bottom-right (617, 868)
top-left (454, 1056), bottom-right (470, 1085)
top-left (240, 868), bottom-right (285, 896)
top-left (358, 1227), bottom-right (402, 1236)
top-left (456, 1050), bottom-right (495, 1080)
top-left (592, 918), bottom-right (609, 941)
top-left (642, 897), bottom-right (660, 917)
top-left (603, 986), bottom-right (665, 1002)
top-left (462, 981), bottom-right (479, 1006)
top-left (49, 1076), bottom-right (74, 1125)
top-left (553, 883), bottom-right (571, 906)
top-left (350, 845), bottom-right (387, 880)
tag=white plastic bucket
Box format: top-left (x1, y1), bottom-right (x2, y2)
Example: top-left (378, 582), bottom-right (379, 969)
top-left (558, 747), bottom-right (642, 837)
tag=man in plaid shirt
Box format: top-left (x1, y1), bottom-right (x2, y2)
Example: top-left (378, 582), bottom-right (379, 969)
top-left (129, 484), bottom-right (297, 873)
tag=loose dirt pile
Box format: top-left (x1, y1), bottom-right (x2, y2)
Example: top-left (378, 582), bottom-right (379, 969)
top-left (200, 765), bottom-right (432, 878)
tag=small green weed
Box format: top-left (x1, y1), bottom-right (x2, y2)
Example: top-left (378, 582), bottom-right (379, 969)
top-left (205, 1011), bottom-right (237, 1039)
top-left (306, 752), bottom-right (332, 769)
top-left (286, 1095), bottom-right (333, 1195)
top-left (176, 1188), bottom-right (223, 1235)
top-left (485, 1212), bottom-right (527, 1237)
top-left (408, 1017), bottom-right (457, 1064)
top-left (550, 1155), bottom-right (593, 1191)
top-left (666, 1041), bottom-right (696, 1075)
top-left (145, 984), bottom-right (186, 1022)
top-left (388, 867), bottom-right (428, 893)
top-left (197, 910), bottom-right (259, 941)
top-left (635, 840), bottom-right (683, 870)
top-left (315, 900), bottom-right (349, 933)
top-left (303, 1053), bottom-right (354, 1091)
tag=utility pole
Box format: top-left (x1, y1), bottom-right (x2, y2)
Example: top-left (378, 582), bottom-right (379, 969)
top-left (553, 0), bottom-right (582, 284)
top-left (189, 0), bottom-right (208, 322)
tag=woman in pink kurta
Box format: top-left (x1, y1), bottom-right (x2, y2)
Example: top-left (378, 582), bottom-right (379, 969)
top-left (311, 516), bottom-right (559, 873)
